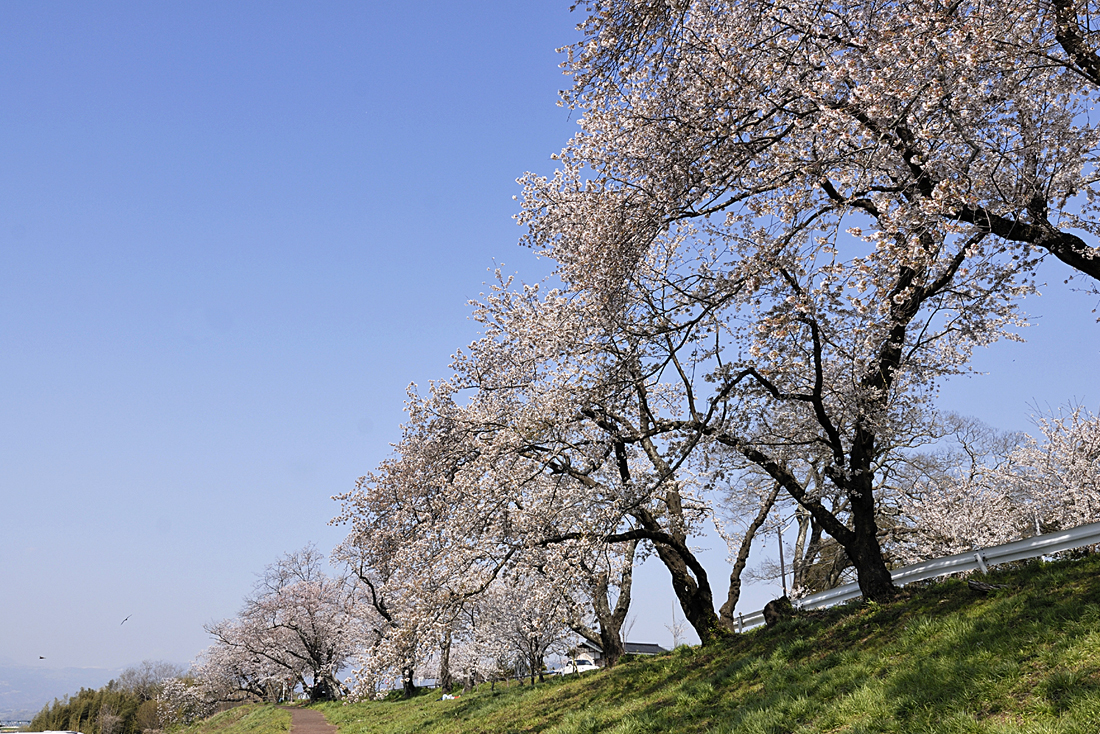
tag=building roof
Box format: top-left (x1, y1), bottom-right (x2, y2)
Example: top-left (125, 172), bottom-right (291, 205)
top-left (624, 642), bottom-right (668, 655)
top-left (577, 640), bottom-right (668, 656)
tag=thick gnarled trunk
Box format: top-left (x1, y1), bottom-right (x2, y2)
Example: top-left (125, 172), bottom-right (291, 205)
top-left (650, 541), bottom-right (724, 645)
top-left (843, 439), bottom-right (896, 602)
top-left (438, 629), bottom-right (453, 692)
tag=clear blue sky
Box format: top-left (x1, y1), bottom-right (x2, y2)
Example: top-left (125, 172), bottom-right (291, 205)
top-left (1, 0), bottom-right (1097, 684)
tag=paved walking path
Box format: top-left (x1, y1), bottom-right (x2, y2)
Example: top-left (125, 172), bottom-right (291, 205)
top-left (281, 707), bottom-right (337, 734)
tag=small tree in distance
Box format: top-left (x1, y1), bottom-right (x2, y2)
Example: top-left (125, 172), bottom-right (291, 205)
top-left (200, 546), bottom-right (352, 703)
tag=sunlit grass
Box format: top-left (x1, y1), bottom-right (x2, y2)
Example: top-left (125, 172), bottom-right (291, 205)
top-left (179, 704), bottom-right (291, 734)
top-left (297, 554), bottom-right (1100, 732)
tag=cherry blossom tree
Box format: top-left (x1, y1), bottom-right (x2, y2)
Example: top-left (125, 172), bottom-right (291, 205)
top-left (334, 534), bottom-right (439, 699)
top-left (156, 677), bottom-right (217, 728)
top-left (451, 276), bottom-right (775, 642)
top-left (332, 412), bottom-right (630, 692)
top-left (337, 245), bottom-right (1015, 647)
top-left (559, 540), bottom-right (637, 669)
top-left (533, 0), bottom-right (1100, 289)
top-left (331, 392), bottom-right (531, 698)
top-left (192, 624), bottom-right (295, 703)
top-left (1007, 403), bottom-right (1100, 529)
top-left (878, 414), bottom-right (1024, 562)
top-left (473, 572), bottom-right (572, 685)
top-left (203, 546), bottom-right (352, 702)
top-left (893, 407), bottom-right (1099, 561)
top-left (508, 0), bottom-right (1099, 606)
top-left (442, 600), bottom-right (512, 691)
top-left (417, 573), bottom-right (573, 691)
top-left (332, 1), bottom-right (1100, 658)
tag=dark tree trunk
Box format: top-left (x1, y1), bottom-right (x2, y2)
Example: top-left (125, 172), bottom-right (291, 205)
top-left (530, 650), bottom-right (546, 684)
top-left (628, 507), bottom-right (725, 645)
top-left (651, 541), bottom-right (724, 645)
top-left (438, 630), bottom-right (453, 692)
top-left (726, 437), bottom-right (897, 606)
top-left (611, 433), bottom-right (725, 645)
top-left (598, 622), bottom-right (626, 668)
top-left (779, 477), bottom-right (895, 603)
top-left (308, 672), bottom-right (339, 702)
top-left (594, 539), bottom-right (636, 668)
top-left (401, 667), bottom-right (417, 698)
top-left (573, 578), bottom-right (630, 668)
top-left (848, 535), bottom-right (895, 600)
top-left (844, 425), bottom-right (897, 602)
top-left (846, 483), bottom-right (896, 602)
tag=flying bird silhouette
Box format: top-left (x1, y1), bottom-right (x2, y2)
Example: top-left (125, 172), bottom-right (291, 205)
top-left (39, 656), bottom-right (45, 659)
top-left (121, 614), bottom-right (132, 625)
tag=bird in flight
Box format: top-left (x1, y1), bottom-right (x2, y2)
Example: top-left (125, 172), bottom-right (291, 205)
top-left (121, 614), bottom-right (132, 625)
top-left (39, 656), bottom-right (45, 660)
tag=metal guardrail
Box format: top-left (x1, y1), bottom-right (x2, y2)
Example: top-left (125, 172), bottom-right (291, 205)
top-left (735, 519), bottom-right (1100, 632)
top-left (735, 609), bottom-right (765, 632)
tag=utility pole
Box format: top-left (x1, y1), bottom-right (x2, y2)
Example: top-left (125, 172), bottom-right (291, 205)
top-left (778, 522), bottom-right (787, 597)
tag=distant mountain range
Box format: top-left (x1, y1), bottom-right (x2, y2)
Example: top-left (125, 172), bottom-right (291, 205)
top-left (0, 659), bottom-right (118, 722)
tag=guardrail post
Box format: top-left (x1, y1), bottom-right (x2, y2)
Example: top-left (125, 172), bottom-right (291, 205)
top-left (974, 552), bottom-right (988, 574)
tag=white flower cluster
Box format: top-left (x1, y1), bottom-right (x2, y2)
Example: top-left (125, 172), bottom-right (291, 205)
top-left (156, 678), bottom-right (217, 728)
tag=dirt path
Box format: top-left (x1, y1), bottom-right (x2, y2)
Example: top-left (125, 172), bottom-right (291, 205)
top-left (281, 707), bottom-right (337, 734)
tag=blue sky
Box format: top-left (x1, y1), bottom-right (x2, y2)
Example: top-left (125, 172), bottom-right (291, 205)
top-left (1, 0), bottom-right (572, 674)
top-left (1, 0), bottom-right (1097, 692)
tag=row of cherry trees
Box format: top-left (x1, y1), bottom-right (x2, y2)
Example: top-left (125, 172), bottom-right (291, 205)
top-left (164, 543), bottom-right (593, 703)
top-left (166, 395), bottom-right (1097, 704)
top-left (332, 0), bottom-right (1100, 652)
top-left (171, 0), bottom-right (1100, 703)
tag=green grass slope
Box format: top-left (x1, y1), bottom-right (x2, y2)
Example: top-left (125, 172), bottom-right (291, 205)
top-left (311, 555), bottom-right (1100, 734)
top-left (178, 704), bottom-right (291, 734)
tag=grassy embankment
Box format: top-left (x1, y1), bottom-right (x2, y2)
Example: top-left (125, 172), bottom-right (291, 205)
top-left (193, 554), bottom-right (1100, 733)
top-left (178, 705), bottom-right (291, 734)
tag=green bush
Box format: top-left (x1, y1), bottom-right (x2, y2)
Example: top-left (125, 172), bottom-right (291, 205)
top-left (30, 684), bottom-right (143, 734)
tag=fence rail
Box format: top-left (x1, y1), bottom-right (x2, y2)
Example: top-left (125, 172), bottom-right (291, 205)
top-left (735, 519), bottom-right (1100, 633)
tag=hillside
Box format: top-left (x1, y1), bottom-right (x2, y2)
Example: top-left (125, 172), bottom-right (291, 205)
top-left (209, 554), bottom-right (1100, 733)
top-left (178, 705), bottom-right (291, 734)
top-left (0, 662), bottom-right (117, 723)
